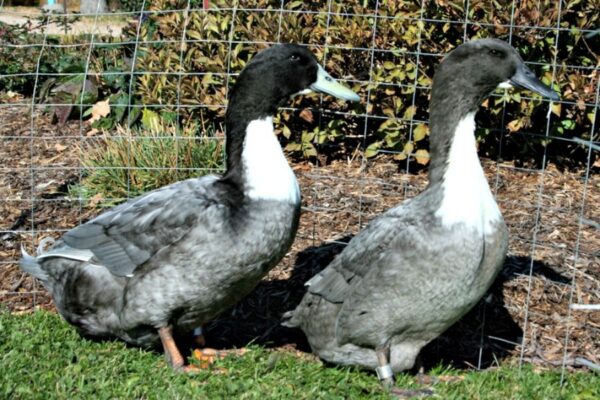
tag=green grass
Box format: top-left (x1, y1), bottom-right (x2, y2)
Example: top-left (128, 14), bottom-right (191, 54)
top-left (71, 117), bottom-right (224, 206)
top-left (1, 311), bottom-right (597, 399)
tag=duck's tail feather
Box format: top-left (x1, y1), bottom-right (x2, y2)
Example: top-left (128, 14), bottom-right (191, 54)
top-left (20, 248), bottom-right (47, 282)
top-left (19, 237), bottom-right (56, 282)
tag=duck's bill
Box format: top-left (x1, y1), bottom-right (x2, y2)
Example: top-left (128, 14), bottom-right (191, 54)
top-left (310, 65), bottom-right (360, 102)
top-left (510, 64), bottom-right (560, 101)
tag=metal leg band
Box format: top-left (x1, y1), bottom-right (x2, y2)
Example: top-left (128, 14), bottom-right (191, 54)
top-left (376, 364), bottom-right (394, 381)
top-left (193, 327), bottom-right (203, 336)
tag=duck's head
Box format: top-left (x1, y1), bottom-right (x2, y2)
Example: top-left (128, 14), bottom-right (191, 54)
top-left (436, 38), bottom-right (560, 102)
top-left (229, 44), bottom-right (359, 116)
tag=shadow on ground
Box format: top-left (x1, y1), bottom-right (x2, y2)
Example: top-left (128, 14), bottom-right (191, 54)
top-left (203, 237), bottom-right (354, 353)
top-left (420, 255), bottom-right (569, 370)
top-left (204, 240), bottom-right (570, 371)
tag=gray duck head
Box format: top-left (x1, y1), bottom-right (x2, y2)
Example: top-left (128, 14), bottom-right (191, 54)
top-left (428, 39), bottom-right (560, 183)
top-left (222, 44), bottom-right (359, 190)
top-left (431, 39), bottom-right (559, 115)
top-left (436, 39), bottom-right (559, 100)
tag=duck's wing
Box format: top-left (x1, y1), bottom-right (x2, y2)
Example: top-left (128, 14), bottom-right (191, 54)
top-left (305, 205), bottom-right (463, 346)
top-left (306, 207), bottom-right (411, 303)
top-left (63, 175), bottom-right (223, 277)
top-left (334, 223), bottom-right (451, 346)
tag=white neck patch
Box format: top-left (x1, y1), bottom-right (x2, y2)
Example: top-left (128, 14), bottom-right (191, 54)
top-left (497, 80), bottom-right (513, 89)
top-left (435, 112), bottom-right (501, 235)
top-left (242, 117), bottom-right (300, 203)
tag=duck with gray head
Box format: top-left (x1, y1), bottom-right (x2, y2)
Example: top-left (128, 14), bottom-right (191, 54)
top-left (20, 44), bottom-right (359, 372)
top-left (282, 39), bottom-right (559, 384)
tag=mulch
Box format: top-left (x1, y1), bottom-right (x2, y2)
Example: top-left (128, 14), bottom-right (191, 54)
top-left (1, 95), bottom-right (598, 372)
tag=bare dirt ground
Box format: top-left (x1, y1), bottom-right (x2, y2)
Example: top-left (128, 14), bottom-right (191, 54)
top-left (1, 95), bottom-right (598, 371)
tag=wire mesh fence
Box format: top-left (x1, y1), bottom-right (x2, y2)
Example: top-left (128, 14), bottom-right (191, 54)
top-left (0, 0), bottom-right (598, 380)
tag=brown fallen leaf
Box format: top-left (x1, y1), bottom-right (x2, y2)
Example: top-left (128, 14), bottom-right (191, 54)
top-left (299, 108), bottom-right (314, 123)
top-left (414, 149), bottom-right (430, 165)
top-left (89, 99), bottom-right (110, 123)
top-left (292, 163), bottom-right (313, 172)
top-left (507, 118), bottom-right (525, 132)
top-left (88, 193), bottom-right (105, 208)
top-left (54, 105), bottom-right (73, 125)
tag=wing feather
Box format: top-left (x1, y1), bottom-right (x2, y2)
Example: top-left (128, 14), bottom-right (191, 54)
top-left (307, 211), bottom-right (404, 303)
top-left (63, 175), bottom-right (221, 276)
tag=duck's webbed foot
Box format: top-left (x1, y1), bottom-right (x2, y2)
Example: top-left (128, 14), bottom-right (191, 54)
top-left (190, 326), bottom-right (248, 369)
top-left (192, 348), bottom-right (248, 369)
top-left (415, 365), bottom-right (440, 386)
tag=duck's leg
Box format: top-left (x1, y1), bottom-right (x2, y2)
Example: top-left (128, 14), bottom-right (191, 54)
top-left (158, 325), bottom-right (244, 372)
top-left (382, 350), bottom-right (435, 399)
top-left (376, 346), bottom-right (395, 387)
top-left (192, 326), bottom-right (206, 347)
top-left (158, 325), bottom-right (198, 372)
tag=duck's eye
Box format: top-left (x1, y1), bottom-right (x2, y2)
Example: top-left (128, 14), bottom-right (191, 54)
top-left (489, 49), bottom-right (504, 57)
top-left (289, 54), bottom-right (300, 62)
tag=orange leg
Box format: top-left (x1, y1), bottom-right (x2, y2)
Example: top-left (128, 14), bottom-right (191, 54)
top-left (158, 326), bottom-right (199, 373)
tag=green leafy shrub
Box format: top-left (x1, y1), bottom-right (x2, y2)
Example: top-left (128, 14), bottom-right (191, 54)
top-left (36, 35), bottom-right (138, 128)
top-left (123, 0), bottom-right (597, 169)
top-left (0, 18), bottom-right (137, 128)
top-left (0, 22), bottom-right (39, 93)
top-left (3, 1), bottom-right (597, 172)
top-left (0, 20), bottom-right (88, 95)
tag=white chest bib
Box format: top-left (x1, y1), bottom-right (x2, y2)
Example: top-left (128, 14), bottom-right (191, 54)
top-left (242, 117), bottom-right (300, 204)
top-left (435, 113), bottom-right (501, 235)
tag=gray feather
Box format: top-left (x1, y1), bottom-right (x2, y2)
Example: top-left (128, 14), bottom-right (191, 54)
top-left (306, 266), bottom-right (351, 303)
top-left (20, 246), bottom-right (49, 282)
top-left (62, 176), bottom-right (220, 277)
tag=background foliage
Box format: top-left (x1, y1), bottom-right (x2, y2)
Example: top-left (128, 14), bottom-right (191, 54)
top-left (0, 0), bottom-right (598, 199)
top-left (71, 113), bottom-right (223, 203)
top-left (127, 0), bottom-right (598, 169)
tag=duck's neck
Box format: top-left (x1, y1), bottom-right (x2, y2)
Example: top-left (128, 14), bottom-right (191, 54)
top-left (221, 105), bottom-right (299, 204)
top-left (427, 86), bottom-right (501, 235)
top-left (241, 116), bottom-right (300, 203)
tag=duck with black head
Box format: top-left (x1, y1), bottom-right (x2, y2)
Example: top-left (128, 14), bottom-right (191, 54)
top-left (283, 39), bottom-right (559, 386)
top-left (20, 44), bottom-right (359, 372)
